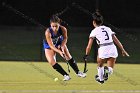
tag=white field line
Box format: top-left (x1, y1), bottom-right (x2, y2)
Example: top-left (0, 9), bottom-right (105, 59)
top-left (0, 90), bottom-right (140, 93)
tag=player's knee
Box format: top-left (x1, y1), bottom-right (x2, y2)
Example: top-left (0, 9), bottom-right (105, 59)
top-left (98, 63), bottom-right (104, 67)
top-left (97, 61), bottom-right (104, 67)
top-left (48, 60), bottom-right (56, 66)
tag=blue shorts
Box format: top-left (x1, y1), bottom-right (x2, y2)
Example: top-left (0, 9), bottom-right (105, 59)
top-left (43, 38), bottom-right (63, 49)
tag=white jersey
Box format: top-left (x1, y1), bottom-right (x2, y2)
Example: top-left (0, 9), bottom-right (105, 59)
top-left (89, 25), bottom-right (118, 59)
top-left (89, 25), bottom-right (115, 45)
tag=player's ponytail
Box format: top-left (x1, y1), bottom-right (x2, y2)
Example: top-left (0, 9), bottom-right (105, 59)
top-left (92, 12), bottom-right (103, 25)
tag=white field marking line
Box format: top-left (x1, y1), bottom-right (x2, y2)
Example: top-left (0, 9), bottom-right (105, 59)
top-left (0, 90), bottom-right (140, 93)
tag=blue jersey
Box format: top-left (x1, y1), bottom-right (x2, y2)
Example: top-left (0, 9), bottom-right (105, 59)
top-left (43, 27), bottom-right (63, 49)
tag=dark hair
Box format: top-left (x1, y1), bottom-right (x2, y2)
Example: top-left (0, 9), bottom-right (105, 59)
top-left (50, 15), bottom-right (61, 24)
top-left (92, 12), bottom-right (103, 25)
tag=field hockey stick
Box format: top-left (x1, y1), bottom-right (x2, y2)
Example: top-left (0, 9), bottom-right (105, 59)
top-left (63, 54), bottom-right (70, 73)
top-left (60, 47), bottom-right (70, 73)
top-left (83, 58), bottom-right (88, 73)
top-left (2, 2), bottom-right (47, 30)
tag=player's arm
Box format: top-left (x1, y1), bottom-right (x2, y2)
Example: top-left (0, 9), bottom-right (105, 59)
top-left (45, 29), bottom-right (64, 57)
top-left (83, 37), bottom-right (94, 61)
top-left (86, 37), bottom-right (94, 55)
top-left (112, 34), bottom-right (129, 57)
top-left (60, 26), bottom-right (68, 50)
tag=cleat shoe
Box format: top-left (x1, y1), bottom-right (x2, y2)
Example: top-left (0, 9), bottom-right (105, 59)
top-left (97, 80), bottom-right (104, 84)
top-left (104, 66), bottom-right (109, 81)
top-left (63, 75), bottom-right (71, 81)
top-left (95, 75), bottom-right (100, 81)
top-left (77, 71), bottom-right (86, 78)
top-left (95, 75), bottom-right (104, 84)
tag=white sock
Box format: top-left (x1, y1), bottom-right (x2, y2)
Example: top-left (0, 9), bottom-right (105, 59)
top-left (108, 67), bottom-right (113, 75)
top-left (97, 67), bottom-right (104, 81)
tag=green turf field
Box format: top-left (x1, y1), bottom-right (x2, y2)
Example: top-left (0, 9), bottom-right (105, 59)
top-left (0, 61), bottom-right (139, 93)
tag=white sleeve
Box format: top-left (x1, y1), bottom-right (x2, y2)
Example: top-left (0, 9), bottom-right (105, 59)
top-left (109, 28), bottom-right (115, 35)
top-left (89, 29), bottom-right (96, 38)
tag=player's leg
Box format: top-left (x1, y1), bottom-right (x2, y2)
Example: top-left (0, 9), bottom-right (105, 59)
top-left (96, 56), bottom-right (106, 83)
top-left (103, 57), bottom-right (116, 81)
top-left (107, 57), bottom-right (116, 74)
top-left (63, 45), bottom-right (86, 78)
top-left (106, 44), bottom-right (118, 75)
top-left (103, 45), bottom-right (118, 80)
top-left (95, 46), bottom-right (107, 83)
top-left (63, 45), bottom-right (78, 73)
top-left (45, 49), bottom-right (70, 81)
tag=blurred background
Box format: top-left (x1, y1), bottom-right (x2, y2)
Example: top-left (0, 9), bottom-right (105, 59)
top-left (0, 0), bottom-right (139, 63)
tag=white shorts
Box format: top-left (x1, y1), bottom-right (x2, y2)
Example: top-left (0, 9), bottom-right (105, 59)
top-left (98, 44), bottom-right (118, 59)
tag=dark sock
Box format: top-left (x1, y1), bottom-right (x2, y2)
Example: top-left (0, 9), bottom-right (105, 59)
top-left (53, 63), bottom-right (68, 76)
top-left (68, 58), bottom-right (79, 74)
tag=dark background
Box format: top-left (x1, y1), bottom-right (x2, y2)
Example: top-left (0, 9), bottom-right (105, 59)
top-left (0, 0), bottom-right (140, 27)
top-left (0, 0), bottom-right (139, 63)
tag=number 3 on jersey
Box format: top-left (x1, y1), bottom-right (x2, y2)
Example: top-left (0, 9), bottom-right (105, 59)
top-left (102, 30), bottom-right (109, 40)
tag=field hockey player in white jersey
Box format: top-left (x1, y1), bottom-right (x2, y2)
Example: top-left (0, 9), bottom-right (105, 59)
top-left (83, 12), bottom-right (129, 84)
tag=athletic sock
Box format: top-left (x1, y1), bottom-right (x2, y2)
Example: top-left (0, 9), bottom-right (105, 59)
top-left (68, 58), bottom-right (79, 74)
top-left (53, 63), bottom-right (68, 76)
top-left (97, 67), bottom-right (104, 81)
top-left (108, 67), bottom-right (113, 75)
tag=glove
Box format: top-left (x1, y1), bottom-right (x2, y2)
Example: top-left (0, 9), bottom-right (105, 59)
top-left (83, 55), bottom-right (88, 61)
